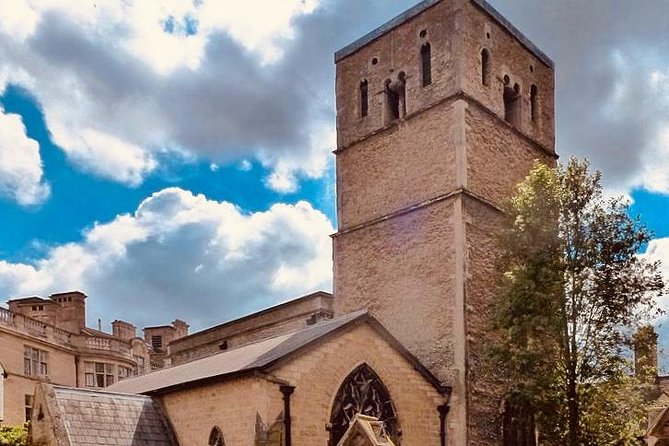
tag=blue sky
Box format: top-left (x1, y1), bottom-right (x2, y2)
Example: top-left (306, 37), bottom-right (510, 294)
top-left (0, 0), bottom-right (668, 338)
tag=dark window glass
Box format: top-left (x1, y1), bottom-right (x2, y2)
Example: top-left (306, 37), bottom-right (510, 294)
top-left (421, 43), bottom-right (432, 86)
top-left (481, 49), bottom-right (491, 86)
top-left (360, 80), bottom-right (369, 118)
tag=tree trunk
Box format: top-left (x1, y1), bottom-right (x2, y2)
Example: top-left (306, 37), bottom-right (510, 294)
top-left (567, 365), bottom-right (579, 446)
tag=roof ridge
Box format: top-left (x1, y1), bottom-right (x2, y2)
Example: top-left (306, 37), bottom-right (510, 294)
top-left (51, 384), bottom-right (154, 400)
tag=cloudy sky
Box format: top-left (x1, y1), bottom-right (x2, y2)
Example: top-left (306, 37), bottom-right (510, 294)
top-left (0, 0), bottom-right (668, 341)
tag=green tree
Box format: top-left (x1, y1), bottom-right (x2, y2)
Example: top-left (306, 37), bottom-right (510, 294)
top-left (491, 158), bottom-right (665, 445)
top-left (0, 425), bottom-right (28, 446)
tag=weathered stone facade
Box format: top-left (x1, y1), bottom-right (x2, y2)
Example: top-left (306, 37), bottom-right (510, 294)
top-left (333, 0), bottom-right (556, 444)
top-left (0, 292), bottom-right (168, 426)
top-left (109, 313), bottom-right (448, 446)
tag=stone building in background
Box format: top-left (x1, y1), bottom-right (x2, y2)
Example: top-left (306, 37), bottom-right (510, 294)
top-left (0, 291), bottom-right (187, 426)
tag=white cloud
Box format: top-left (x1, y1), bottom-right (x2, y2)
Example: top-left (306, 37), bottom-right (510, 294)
top-left (0, 106), bottom-right (50, 205)
top-left (0, 0), bottom-right (332, 191)
top-left (0, 188), bottom-right (333, 329)
top-left (645, 238), bottom-right (669, 312)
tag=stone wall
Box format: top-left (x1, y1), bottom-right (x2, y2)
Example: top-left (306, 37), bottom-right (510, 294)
top-left (334, 198), bottom-right (457, 384)
top-left (335, 0), bottom-right (457, 150)
top-left (333, 1), bottom-right (556, 444)
top-left (158, 322), bottom-right (446, 446)
top-left (168, 292), bottom-right (333, 366)
top-left (460, 1), bottom-right (555, 150)
top-left (273, 322), bottom-right (445, 445)
top-left (0, 329), bottom-right (76, 426)
top-left (336, 100), bottom-right (457, 229)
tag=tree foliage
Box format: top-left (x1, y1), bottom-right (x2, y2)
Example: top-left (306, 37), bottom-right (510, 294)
top-left (491, 158), bottom-right (665, 445)
top-left (0, 425), bottom-right (27, 446)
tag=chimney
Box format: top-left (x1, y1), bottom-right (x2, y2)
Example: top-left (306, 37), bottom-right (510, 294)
top-left (172, 320), bottom-right (189, 339)
top-left (112, 320), bottom-right (137, 341)
top-left (50, 291), bottom-right (87, 334)
top-left (634, 325), bottom-right (658, 382)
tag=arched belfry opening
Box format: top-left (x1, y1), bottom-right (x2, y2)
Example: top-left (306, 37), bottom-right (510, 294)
top-left (530, 84), bottom-right (538, 122)
top-left (385, 72), bottom-right (406, 123)
top-left (421, 42), bottom-right (432, 86)
top-left (503, 77), bottom-right (521, 127)
top-left (481, 48), bottom-right (491, 86)
top-left (328, 364), bottom-right (400, 446)
top-left (209, 426), bottom-right (225, 446)
top-left (360, 79), bottom-right (369, 118)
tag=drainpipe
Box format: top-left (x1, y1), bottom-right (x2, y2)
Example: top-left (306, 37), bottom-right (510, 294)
top-left (438, 403), bottom-right (450, 446)
top-left (280, 385), bottom-right (295, 446)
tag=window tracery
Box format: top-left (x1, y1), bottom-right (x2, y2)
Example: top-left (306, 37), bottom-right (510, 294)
top-left (329, 364), bottom-right (399, 446)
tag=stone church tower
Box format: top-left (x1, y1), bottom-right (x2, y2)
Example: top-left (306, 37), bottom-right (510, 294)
top-left (332, 0), bottom-right (556, 443)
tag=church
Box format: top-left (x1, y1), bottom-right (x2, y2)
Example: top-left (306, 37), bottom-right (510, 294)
top-left (27, 0), bottom-right (560, 444)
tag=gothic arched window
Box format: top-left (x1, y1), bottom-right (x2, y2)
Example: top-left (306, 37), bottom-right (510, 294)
top-left (329, 364), bottom-right (399, 446)
top-left (208, 426), bottom-right (225, 446)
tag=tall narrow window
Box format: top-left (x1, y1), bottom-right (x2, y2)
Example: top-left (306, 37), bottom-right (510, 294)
top-left (24, 394), bottom-right (34, 422)
top-left (209, 427), bottom-right (225, 446)
top-left (360, 79), bottom-right (369, 118)
top-left (481, 49), bottom-right (491, 86)
top-left (504, 82), bottom-right (521, 127)
top-left (329, 364), bottom-right (399, 446)
top-left (421, 42), bottom-right (432, 86)
top-left (530, 84), bottom-right (538, 122)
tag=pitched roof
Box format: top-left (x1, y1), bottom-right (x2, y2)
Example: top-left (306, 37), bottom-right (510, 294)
top-left (108, 310), bottom-right (450, 396)
top-left (46, 385), bottom-right (176, 446)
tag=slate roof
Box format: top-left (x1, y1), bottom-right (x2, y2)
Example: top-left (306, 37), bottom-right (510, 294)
top-left (109, 310), bottom-right (367, 394)
top-left (48, 385), bottom-right (176, 446)
top-left (108, 310), bottom-right (450, 396)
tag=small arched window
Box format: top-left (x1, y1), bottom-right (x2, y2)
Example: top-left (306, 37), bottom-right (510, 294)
top-left (421, 42), bottom-right (432, 87)
top-left (481, 49), bottom-right (491, 86)
top-left (530, 84), bottom-right (538, 122)
top-left (360, 79), bottom-right (369, 118)
top-left (209, 426), bottom-right (225, 446)
top-left (329, 364), bottom-right (399, 446)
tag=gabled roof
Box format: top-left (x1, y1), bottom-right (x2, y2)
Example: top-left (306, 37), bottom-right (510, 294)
top-left (38, 384), bottom-right (176, 446)
top-left (108, 310), bottom-right (450, 396)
